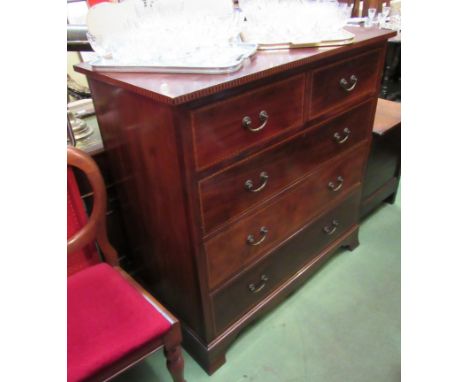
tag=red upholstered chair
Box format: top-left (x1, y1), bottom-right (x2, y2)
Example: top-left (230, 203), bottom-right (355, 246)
top-left (67, 146), bottom-right (185, 382)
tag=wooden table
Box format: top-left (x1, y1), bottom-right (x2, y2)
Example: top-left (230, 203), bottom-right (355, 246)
top-left (361, 98), bottom-right (401, 217)
top-left (76, 26), bottom-right (396, 374)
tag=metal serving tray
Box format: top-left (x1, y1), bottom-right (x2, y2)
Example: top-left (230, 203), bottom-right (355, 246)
top-left (89, 43), bottom-right (258, 74)
top-left (242, 29), bottom-right (355, 50)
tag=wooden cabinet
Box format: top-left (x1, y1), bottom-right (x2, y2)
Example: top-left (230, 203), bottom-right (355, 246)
top-left (361, 98), bottom-right (401, 217)
top-left (76, 27), bottom-right (395, 374)
top-left (192, 74), bottom-right (305, 170)
top-left (307, 48), bottom-right (382, 118)
top-left (205, 144), bottom-right (367, 290)
top-left (212, 189), bottom-right (362, 333)
top-left (199, 101), bottom-right (374, 233)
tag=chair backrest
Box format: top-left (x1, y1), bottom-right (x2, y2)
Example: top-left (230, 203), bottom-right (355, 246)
top-left (67, 146), bottom-right (118, 270)
top-left (68, 166), bottom-right (101, 275)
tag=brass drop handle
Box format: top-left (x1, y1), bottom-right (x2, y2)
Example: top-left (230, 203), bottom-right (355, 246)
top-left (328, 176), bottom-right (344, 192)
top-left (245, 171), bottom-right (269, 192)
top-left (248, 274), bottom-right (269, 293)
top-left (339, 74), bottom-right (358, 92)
top-left (334, 128), bottom-right (351, 144)
top-left (323, 220), bottom-right (339, 235)
top-left (242, 110), bottom-right (269, 133)
top-left (246, 226), bottom-right (269, 246)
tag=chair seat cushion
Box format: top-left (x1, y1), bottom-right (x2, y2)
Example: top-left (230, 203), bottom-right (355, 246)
top-left (68, 263), bottom-right (171, 382)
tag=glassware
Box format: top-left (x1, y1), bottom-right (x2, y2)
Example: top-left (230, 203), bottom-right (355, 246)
top-left (86, 31), bottom-right (111, 59)
top-left (389, 14), bottom-right (401, 32)
top-left (87, 0), bottom-right (245, 66)
top-left (338, 2), bottom-right (353, 20)
top-left (364, 7), bottom-right (376, 28)
top-left (345, 4), bottom-right (354, 19)
top-left (382, 5), bottom-right (391, 19)
top-left (87, 0), bottom-right (356, 64)
top-left (377, 12), bottom-right (386, 29)
top-left (239, 0), bottom-right (351, 44)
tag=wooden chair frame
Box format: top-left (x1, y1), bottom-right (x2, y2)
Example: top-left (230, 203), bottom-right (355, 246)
top-left (67, 146), bottom-right (185, 382)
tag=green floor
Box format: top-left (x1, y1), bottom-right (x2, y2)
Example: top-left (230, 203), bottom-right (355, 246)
top-left (115, 191), bottom-right (401, 382)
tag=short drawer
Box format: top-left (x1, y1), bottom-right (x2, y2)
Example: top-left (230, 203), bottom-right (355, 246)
top-left (200, 100), bottom-right (374, 233)
top-left (211, 189), bottom-right (361, 333)
top-left (308, 49), bottom-right (382, 119)
top-left (205, 144), bottom-right (367, 289)
top-left (191, 74), bottom-right (305, 170)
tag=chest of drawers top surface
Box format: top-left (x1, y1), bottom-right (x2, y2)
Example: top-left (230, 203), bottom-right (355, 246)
top-left (75, 27), bottom-right (395, 106)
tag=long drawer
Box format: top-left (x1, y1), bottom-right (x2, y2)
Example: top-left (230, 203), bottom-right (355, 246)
top-left (191, 74), bottom-right (305, 170)
top-left (199, 100), bottom-right (374, 234)
top-left (308, 49), bottom-right (382, 120)
top-left (211, 189), bottom-right (361, 333)
top-left (205, 144), bottom-right (367, 289)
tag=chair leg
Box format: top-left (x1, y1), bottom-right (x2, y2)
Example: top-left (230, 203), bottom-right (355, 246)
top-left (163, 324), bottom-right (186, 382)
top-left (164, 344), bottom-right (185, 382)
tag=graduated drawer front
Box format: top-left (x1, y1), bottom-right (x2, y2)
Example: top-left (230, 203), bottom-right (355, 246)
top-left (205, 144), bottom-right (367, 289)
top-left (211, 189), bottom-right (361, 333)
top-left (191, 74), bottom-right (305, 170)
top-left (199, 100), bottom-right (374, 234)
top-left (308, 49), bottom-right (382, 119)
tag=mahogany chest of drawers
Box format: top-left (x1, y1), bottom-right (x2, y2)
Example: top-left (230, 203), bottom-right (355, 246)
top-left (76, 27), bottom-right (395, 374)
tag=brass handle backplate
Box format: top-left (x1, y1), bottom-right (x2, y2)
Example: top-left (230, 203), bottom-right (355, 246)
top-left (248, 274), bottom-right (269, 293)
top-left (242, 110), bottom-right (269, 133)
top-left (328, 176), bottom-right (344, 192)
top-left (245, 171), bottom-right (269, 192)
top-left (334, 128), bottom-right (351, 144)
top-left (323, 219), bottom-right (339, 235)
top-left (339, 74), bottom-right (358, 92)
top-left (246, 226), bottom-right (268, 246)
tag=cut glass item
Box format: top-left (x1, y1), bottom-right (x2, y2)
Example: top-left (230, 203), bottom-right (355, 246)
top-left (86, 0), bottom-right (250, 73)
top-left (239, 0), bottom-right (355, 49)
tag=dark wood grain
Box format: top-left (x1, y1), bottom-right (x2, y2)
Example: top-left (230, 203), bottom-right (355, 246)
top-left (205, 144), bottom-right (367, 289)
top-left (211, 188), bottom-right (361, 333)
top-left (200, 100), bottom-right (375, 234)
top-left (191, 74), bottom-right (305, 170)
top-left (76, 27), bottom-right (395, 374)
top-left (361, 99), bottom-right (400, 217)
top-left (87, 79), bottom-right (206, 338)
top-left (308, 48), bottom-right (382, 119)
top-left (181, 225), bottom-right (360, 375)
